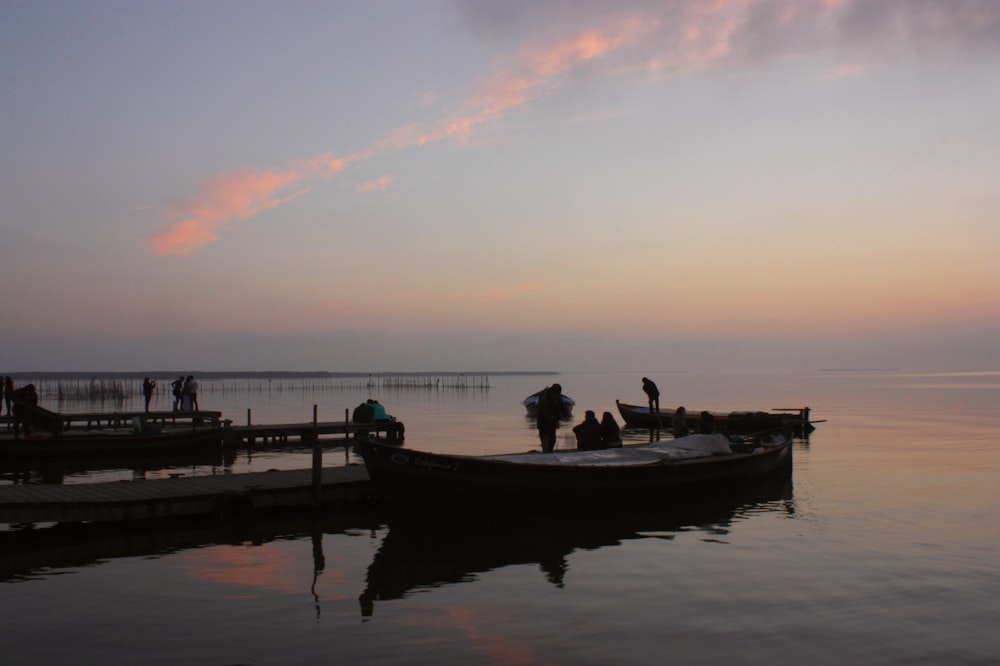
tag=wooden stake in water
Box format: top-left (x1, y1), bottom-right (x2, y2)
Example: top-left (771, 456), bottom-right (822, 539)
top-left (312, 404), bottom-right (322, 504)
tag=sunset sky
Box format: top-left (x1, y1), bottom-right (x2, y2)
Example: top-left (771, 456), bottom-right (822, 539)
top-left (1, 0), bottom-right (998, 373)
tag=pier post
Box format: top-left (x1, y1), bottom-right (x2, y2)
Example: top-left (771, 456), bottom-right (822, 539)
top-left (312, 404), bottom-right (322, 504)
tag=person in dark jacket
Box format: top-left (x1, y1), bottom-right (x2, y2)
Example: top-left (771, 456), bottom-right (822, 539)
top-left (142, 377), bottom-right (156, 413)
top-left (641, 377), bottom-right (660, 415)
top-left (672, 405), bottom-right (689, 438)
top-left (600, 411), bottom-right (622, 448)
top-left (535, 383), bottom-right (564, 453)
top-left (573, 410), bottom-right (603, 450)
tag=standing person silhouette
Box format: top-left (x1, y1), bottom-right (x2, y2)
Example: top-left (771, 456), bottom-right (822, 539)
top-left (182, 375), bottom-right (199, 411)
top-left (141, 377), bottom-right (156, 412)
top-left (171, 376), bottom-right (184, 411)
top-left (535, 383), bottom-right (564, 453)
top-left (641, 377), bottom-right (660, 415)
top-left (3, 376), bottom-right (14, 416)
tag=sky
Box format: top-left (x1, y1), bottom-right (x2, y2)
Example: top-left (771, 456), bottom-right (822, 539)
top-left (1, 0), bottom-right (998, 373)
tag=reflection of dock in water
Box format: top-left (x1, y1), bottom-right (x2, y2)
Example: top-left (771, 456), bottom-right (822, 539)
top-left (358, 476), bottom-right (794, 617)
top-left (0, 504), bottom-right (387, 583)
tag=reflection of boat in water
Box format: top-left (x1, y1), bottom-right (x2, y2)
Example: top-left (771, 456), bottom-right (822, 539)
top-left (522, 390), bottom-right (575, 419)
top-left (359, 475), bottom-right (794, 617)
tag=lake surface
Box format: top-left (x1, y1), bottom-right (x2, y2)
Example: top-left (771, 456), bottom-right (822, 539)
top-left (2, 370), bottom-right (999, 665)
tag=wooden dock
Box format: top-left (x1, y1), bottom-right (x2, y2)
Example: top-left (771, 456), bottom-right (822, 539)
top-left (0, 464), bottom-right (379, 524)
top-left (1, 408), bottom-right (222, 432)
top-left (225, 420), bottom-right (401, 447)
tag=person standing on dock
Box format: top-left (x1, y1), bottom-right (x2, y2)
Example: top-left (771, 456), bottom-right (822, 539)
top-left (141, 377), bottom-right (156, 412)
top-left (536, 383), bottom-right (564, 453)
top-left (3, 376), bottom-right (13, 416)
top-left (171, 376), bottom-right (184, 411)
top-left (183, 375), bottom-right (199, 411)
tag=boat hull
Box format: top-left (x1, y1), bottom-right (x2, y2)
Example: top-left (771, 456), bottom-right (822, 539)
top-left (355, 435), bottom-right (793, 509)
top-left (0, 427), bottom-right (223, 460)
top-left (616, 401), bottom-right (813, 436)
top-left (522, 391), bottom-right (575, 419)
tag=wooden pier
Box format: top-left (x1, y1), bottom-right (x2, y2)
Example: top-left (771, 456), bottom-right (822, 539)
top-left (1, 409), bottom-right (222, 433)
top-left (225, 420), bottom-right (400, 447)
top-left (0, 464), bottom-right (379, 524)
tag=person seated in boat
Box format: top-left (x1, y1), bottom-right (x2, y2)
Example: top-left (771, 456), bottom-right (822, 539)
top-left (600, 411), bottom-right (622, 448)
top-left (699, 411), bottom-right (715, 434)
top-left (573, 410), bottom-right (603, 450)
top-left (671, 406), bottom-right (689, 438)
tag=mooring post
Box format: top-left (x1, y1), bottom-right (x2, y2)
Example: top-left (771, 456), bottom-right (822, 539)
top-left (344, 408), bottom-right (350, 464)
top-left (312, 404), bottom-right (322, 504)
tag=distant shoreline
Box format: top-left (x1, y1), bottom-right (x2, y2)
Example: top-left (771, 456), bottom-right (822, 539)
top-left (6, 370), bottom-right (560, 380)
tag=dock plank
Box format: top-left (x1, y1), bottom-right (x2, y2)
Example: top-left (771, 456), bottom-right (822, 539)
top-left (0, 465), bottom-right (377, 524)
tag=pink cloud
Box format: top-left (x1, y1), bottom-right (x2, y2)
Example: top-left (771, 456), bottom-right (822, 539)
top-left (357, 175), bottom-right (393, 193)
top-left (377, 17), bottom-right (651, 148)
top-left (828, 62), bottom-right (867, 79)
top-left (148, 152), bottom-right (365, 256)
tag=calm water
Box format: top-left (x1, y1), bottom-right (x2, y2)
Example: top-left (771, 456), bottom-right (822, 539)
top-left (2, 370), bottom-right (999, 665)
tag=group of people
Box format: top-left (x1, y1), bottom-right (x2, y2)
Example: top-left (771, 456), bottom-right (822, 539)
top-left (3, 377), bottom-right (40, 436)
top-left (138, 375), bottom-right (201, 412)
top-left (351, 398), bottom-right (405, 441)
top-left (533, 382), bottom-right (623, 453)
top-left (169, 375), bottom-right (200, 412)
top-left (535, 376), bottom-right (703, 453)
top-left (571, 409), bottom-right (622, 451)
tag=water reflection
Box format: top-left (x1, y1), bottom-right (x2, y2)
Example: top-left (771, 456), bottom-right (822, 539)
top-left (358, 475), bottom-right (794, 617)
top-left (0, 506), bottom-right (385, 584)
top-left (0, 448), bottom-right (236, 485)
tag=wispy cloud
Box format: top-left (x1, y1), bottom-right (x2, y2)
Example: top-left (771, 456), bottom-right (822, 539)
top-left (148, 152), bottom-right (365, 256)
top-left (827, 62), bottom-right (867, 79)
top-left (377, 16), bottom-right (651, 150)
top-left (150, 0), bottom-right (1000, 256)
top-left (357, 175), bottom-right (393, 193)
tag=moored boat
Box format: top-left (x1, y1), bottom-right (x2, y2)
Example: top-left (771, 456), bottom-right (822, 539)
top-left (522, 389), bottom-right (575, 419)
top-left (0, 425), bottom-right (224, 460)
top-left (354, 430), bottom-right (793, 509)
top-left (615, 400), bottom-right (814, 436)
top-left (1, 401), bottom-right (224, 461)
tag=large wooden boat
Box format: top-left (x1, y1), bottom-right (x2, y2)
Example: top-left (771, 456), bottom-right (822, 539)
top-left (0, 426), bottom-right (224, 460)
top-left (1, 402), bottom-right (224, 460)
top-left (615, 400), bottom-right (814, 436)
top-left (354, 430), bottom-right (793, 509)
